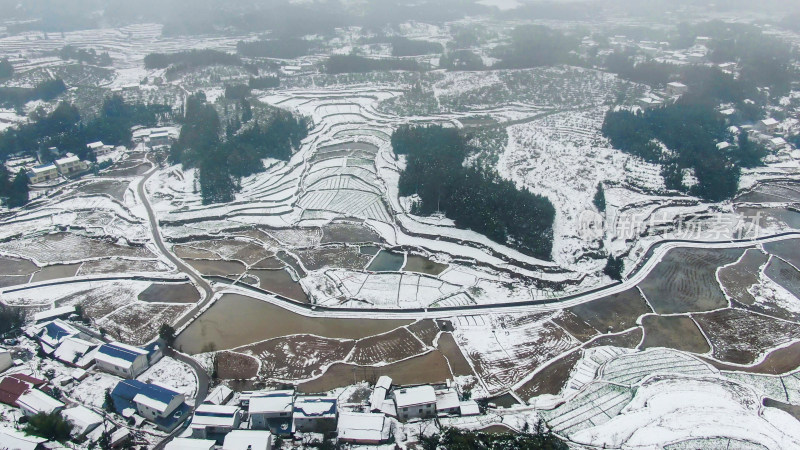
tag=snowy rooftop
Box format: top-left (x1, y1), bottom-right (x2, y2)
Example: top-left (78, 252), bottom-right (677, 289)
top-left (435, 389), bottom-right (460, 411)
top-left (29, 164), bottom-right (57, 175)
top-left (459, 400), bottom-right (480, 416)
top-left (63, 405), bottom-right (103, 435)
top-left (16, 389), bottom-right (65, 415)
top-left (54, 154), bottom-right (80, 165)
top-left (293, 396), bottom-right (336, 418)
top-left (204, 385), bottom-right (233, 405)
top-left (53, 337), bottom-right (97, 366)
top-left (112, 379), bottom-right (182, 415)
top-left (337, 411), bottom-right (388, 443)
top-left (95, 342), bottom-right (148, 369)
top-left (191, 404), bottom-right (240, 428)
top-left (248, 390), bottom-right (294, 414)
top-left (0, 428), bottom-right (47, 450)
top-left (87, 141), bottom-right (104, 149)
top-left (375, 376), bottom-right (392, 390)
top-left (392, 385), bottom-right (436, 408)
top-left (222, 430), bottom-right (272, 450)
top-left (33, 306), bottom-right (75, 322)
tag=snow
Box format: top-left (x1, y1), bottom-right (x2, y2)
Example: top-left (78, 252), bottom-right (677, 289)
top-left (138, 357), bottom-right (198, 401)
top-left (393, 385), bottom-right (436, 408)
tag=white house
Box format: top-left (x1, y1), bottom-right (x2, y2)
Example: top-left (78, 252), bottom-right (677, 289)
top-left (758, 118), bottom-right (780, 133)
top-left (248, 390), bottom-right (294, 432)
top-left (435, 388), bottom-right (460, 416)
top-left (459, 400), bottom-right (480, 416)
top-left (0, 347), bottom-right (12, 373)
top-left (149, 131), bottom-right (171, 148)
top-left (392, 385), bottom-right (436, 421)
top-left (189, 404), bottom-right (241, 440)
top-left (33, 306), bottom-right (75, 323)
top-left (222, 430), bottom-right (272, 450)
top-left (768, 137), bottom-right (788, 151)
top-left (111, 380), bottom-right (188, 431)
top-left (54, 154), bottom-right (88, 176)
top-left (27, 164), bottom-right (59, 184)
top-left (369, 376), bottom-right (393, 414)
top-left (32, 319), bottom-right (83, 354)
top-left (292, 396), bottom-right (336, 433)
top-left (336, 411), bottom-right (389, 445)
top-left (95, 342), bottom-right (151, 378)
top-left (204, 385), bottom-right (234, 406)
top-left (63, 405), bottom-right (104, 438)
top-left (0, 428), bottom-right (47, 450)
top-left (164, 438), bottom-right (216, 450)
top-left (16, 389), bottom-right (65, 416)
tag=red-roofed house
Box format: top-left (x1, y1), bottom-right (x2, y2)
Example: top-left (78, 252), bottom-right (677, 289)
top-left (0, 377), bottom-right (31, 406)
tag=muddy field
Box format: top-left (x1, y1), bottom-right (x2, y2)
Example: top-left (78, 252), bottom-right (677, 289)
top-left (407, 319), bottom-right (440, 347)
top-left (73, 179), bottom-right (131, 201)
top-left (320, 222), bottom-right (382, 244)
top-left (764, 239), bottom-right (800, 269)
top-left (0, 256), bottom-right (39, 276)
top-left (247, 269), bottom-right (308, 302)
top-left (717, 249), bottom-right (767, 306)
top-left (30, 264), bottom-right (82, 283)
top-left (436, 332), bottom-right (474, 377)
top-left (693, 308), bottom-right (800, 365)
top-left (298, 351), bottom-right (453, 394)
top-left (0, 232), bottom-right (155, 264)
top-left (348, 328), bottom-right (427, 365)
top-left (185, 258), bottom-right (247, 277)
top-left (640, 315), bottom-right (710, 353)
top-left (585, 328), bottom-right (644, 349)
top-left (138, 283), bottom-right (201, 303)
top-left (237, 335), bottom-right (354, 381)
top-left (515, 350), bottom-right (582, 401)
top-left (403, 255), bottom-right (448, 276)
top-left (295, 246), bottom-right (372, 271)
top-left (77, 259), bottom-right (167, 275)
top-left (638, 248), bottom-right (744, 314)
top-left (736, 182), bottom-right (800, 203)
top-left (552, 310), bottom-right (599, 342)
top-left (175, 294), bottom-right (411, 353)
top-left (566, 288), bottom-right (651, 333)
top-left (764, 257), bottom-right (800, 299)
top-left (215, 351), bottom-right (260, 380)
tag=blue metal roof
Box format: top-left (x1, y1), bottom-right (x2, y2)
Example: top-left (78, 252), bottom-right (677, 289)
top-left (110, 380), bottom-right (181, 414)
top-left (97, 343), bottom-right (143, 363)
top-left (42, 322), bottom-right (72, 342)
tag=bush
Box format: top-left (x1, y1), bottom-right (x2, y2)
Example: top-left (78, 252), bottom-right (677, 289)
top-left (24, 412), bottom-right (73, 442)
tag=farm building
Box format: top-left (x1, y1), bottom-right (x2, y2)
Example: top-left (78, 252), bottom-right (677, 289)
top-left (54, 154), bottom-right (89, 176)
top-left (434, 388), bottom-right (460, 416)
top-left (189, 404), bottom-right (241, 441)
top-left (0, 347), bottom-right (11, 373)
top-left (369, 376), bottom-right (392, 412)
top-left (149, 130), bottom-right (171, 148)
top-left (222, 430), bottom-right (273, 450)
top-left (164, 438), bottom-right (216, 450)
top-left (204, 385), bottom-right (234, 405)
top-left (32, 306), bottom-right (75, 323)
top-left (31, 319), bottom-right (87, 354)
top-left (95, 342), bottom-right (155, 378)
top-left (392, 385), bottom-right (436, 421)
top-left (249, 390), bottom-right (295, 435)
top-left (292, 396), bottom-right (337, 433)
top-left (111, 379), bottom-right (189, 431)
top-left (336, 411), bottom-right (390, 445)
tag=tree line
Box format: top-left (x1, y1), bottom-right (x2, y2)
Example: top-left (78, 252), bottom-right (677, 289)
top-left (602, 99), bottom-right (766, 201)
top-left (393, 125), bottom-right (555, 260)
top-left (325, 54), bottom-right (423, 74)
top-left (169, 93), bottom-right (307, 204)
top-left (237, 39), bottom-right (313, 59)
top-left (390, 37), bottom-right (444, 57)
top-left (0, 78), bottom-right (66, 109)
top-left (144, 49), bottom-right (244, 79)
top-left (57, 45), bottom-right (112, 66)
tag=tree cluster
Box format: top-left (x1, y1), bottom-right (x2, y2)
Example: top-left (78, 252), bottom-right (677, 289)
top-left (492, 25), bottom-right (578, 69)
top-left (440, 50), bottom-right (486, 71)
top-left (58, 45), bottom-right (112, 66)
top-left (0, 78), bottom-right (67, 109)
top-left (249, 76), bottom-right (280, 90)
top-left (0, 165), bottom-right (30, 208)
top-left (602, 99), bottom-right (766, 201)
top-left (604, 255), bottom-right (624, 281)
top-left (0, 303), bottom-right (25, 336)
top-left (0, 58), bottom-right (13, 79)
top-left (390, 37), bottom-right (443, 57)
top-left (144, 49), bottom-right (241, 70)
top-left (169, 94), bottom-right (307, 204)
top-left (224, 84), bottom-right (251, 100)
top-left (325, 54), bottom-right (422, 74)
top-left (393, 125), bottom-right (555, 260)
top-left (236, 39), bottom-right (313, 59)
top-left (420, 425), bottom-right (568, 450)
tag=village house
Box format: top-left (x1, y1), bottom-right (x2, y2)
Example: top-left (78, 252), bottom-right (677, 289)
top-left (204, 385), bottom-right (234, 406)
top-left (27, 164), bottom-right (59, 184)
top-left (0, 428), bottom-right (47, 450)
top-left (435, 388), bottom-right (461, 416)
top-left (292, 396), bottom-right (337, 433)
top-left (369, 376), bottom-right (392, 413)
top-left (95, 342), bottom-right (159, 378)
top-left (392, 385), bottom-right (436, 421)
top-left (189, 404), bottom-right (241, 441)
top-left (336, 411), bottom-right (390, 445)
top-left (111, 379), bottom-right (189, 431)
top-left (248, 390), bottom-right (294, 436)
top-left (758, 118), bottom-right (780, 134)
top-left (666, 82), bottom-right (688, 97)
top-left (53, 336), bottom-right (98, 369)
top-left (63, 405), bottom-right (104, 439)
top-left (149, 130), bottom-right (171, 148)
top-left (16, 389), bottom-right (65, 416)
top-left (54, 153), bottom-right (88, 176)
top-left (33, 306), bottom-right (76, 323)
top-left (222, 430), bottom-right (273, 450)
top-left (31, 319), bottom-right (87, 354)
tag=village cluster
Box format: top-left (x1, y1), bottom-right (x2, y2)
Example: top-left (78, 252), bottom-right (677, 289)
top-left (0, 305), bottom-right (485, 450)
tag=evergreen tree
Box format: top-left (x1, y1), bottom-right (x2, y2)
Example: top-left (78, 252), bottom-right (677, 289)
top-left (7, 169), bottom-right (29, 208)
top-left (24, 412), bottom-right (73, 442)
top-left (240, 99), bottom-right (253, 123)
top-left (158, 323), bottom-right (177, 346)
top-left (0, 58), bottom-right (13, 79)
top-left (593, 183), bottom-right (606, 212)
top-left (604, 255), bottom-right (624, 281)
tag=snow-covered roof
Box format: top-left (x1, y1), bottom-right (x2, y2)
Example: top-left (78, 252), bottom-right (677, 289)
top-left (248, 390), bottom-right (294, 414)
top-left (222, 430), bottom-right (272, 450)
top-left (770, 137), bottom-right (787, 146)
top-left (435, 389), bottom-right (460, 411)
top-left (393, 385), bottom-right (436, 408)
top-left (375, 376), bottom-right (392, 390)
top-left (716, 142), bottom-right (731, 151)
top-left (113, 380), bottom-right (182, 415)
top-left (191, 404), bottom-right (240, 428)
top-left (54, 154), bottom-right (80, 166)
top-left (53, 337), bottom-right (97, 366)
top-left (761, 118), bottom-right (779, 127)
top-left (95, 342), bottom-right (148, 370)
top-left (33, 306), bottom-right (75, 322)
top-left (337, 411), bottom-right (387, 443)
top-left (34, 320), bottom-right (79, 349)
top-left (459, 400), bottom-right (480, 416)
top-left (87, 141), bottom-right (104, 149)
top-left (204, 385), bottom-right (233, 405)
top-left (63, 405), bottom-right (103, 436)
top-left (164, 438), bottom-right (215, 450)
top-left (293, 396), bottom-right (336, 419)
top-left (16, 389), bottom-right (64, 415)
top-left (29, 164), bottom-right (57, 175)
top-left (667, 82), bottom-right (687, 88)
top-left (0, 428), bottom-right (47, 450)
top-left (369, 386), bottom-right (387, 412)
